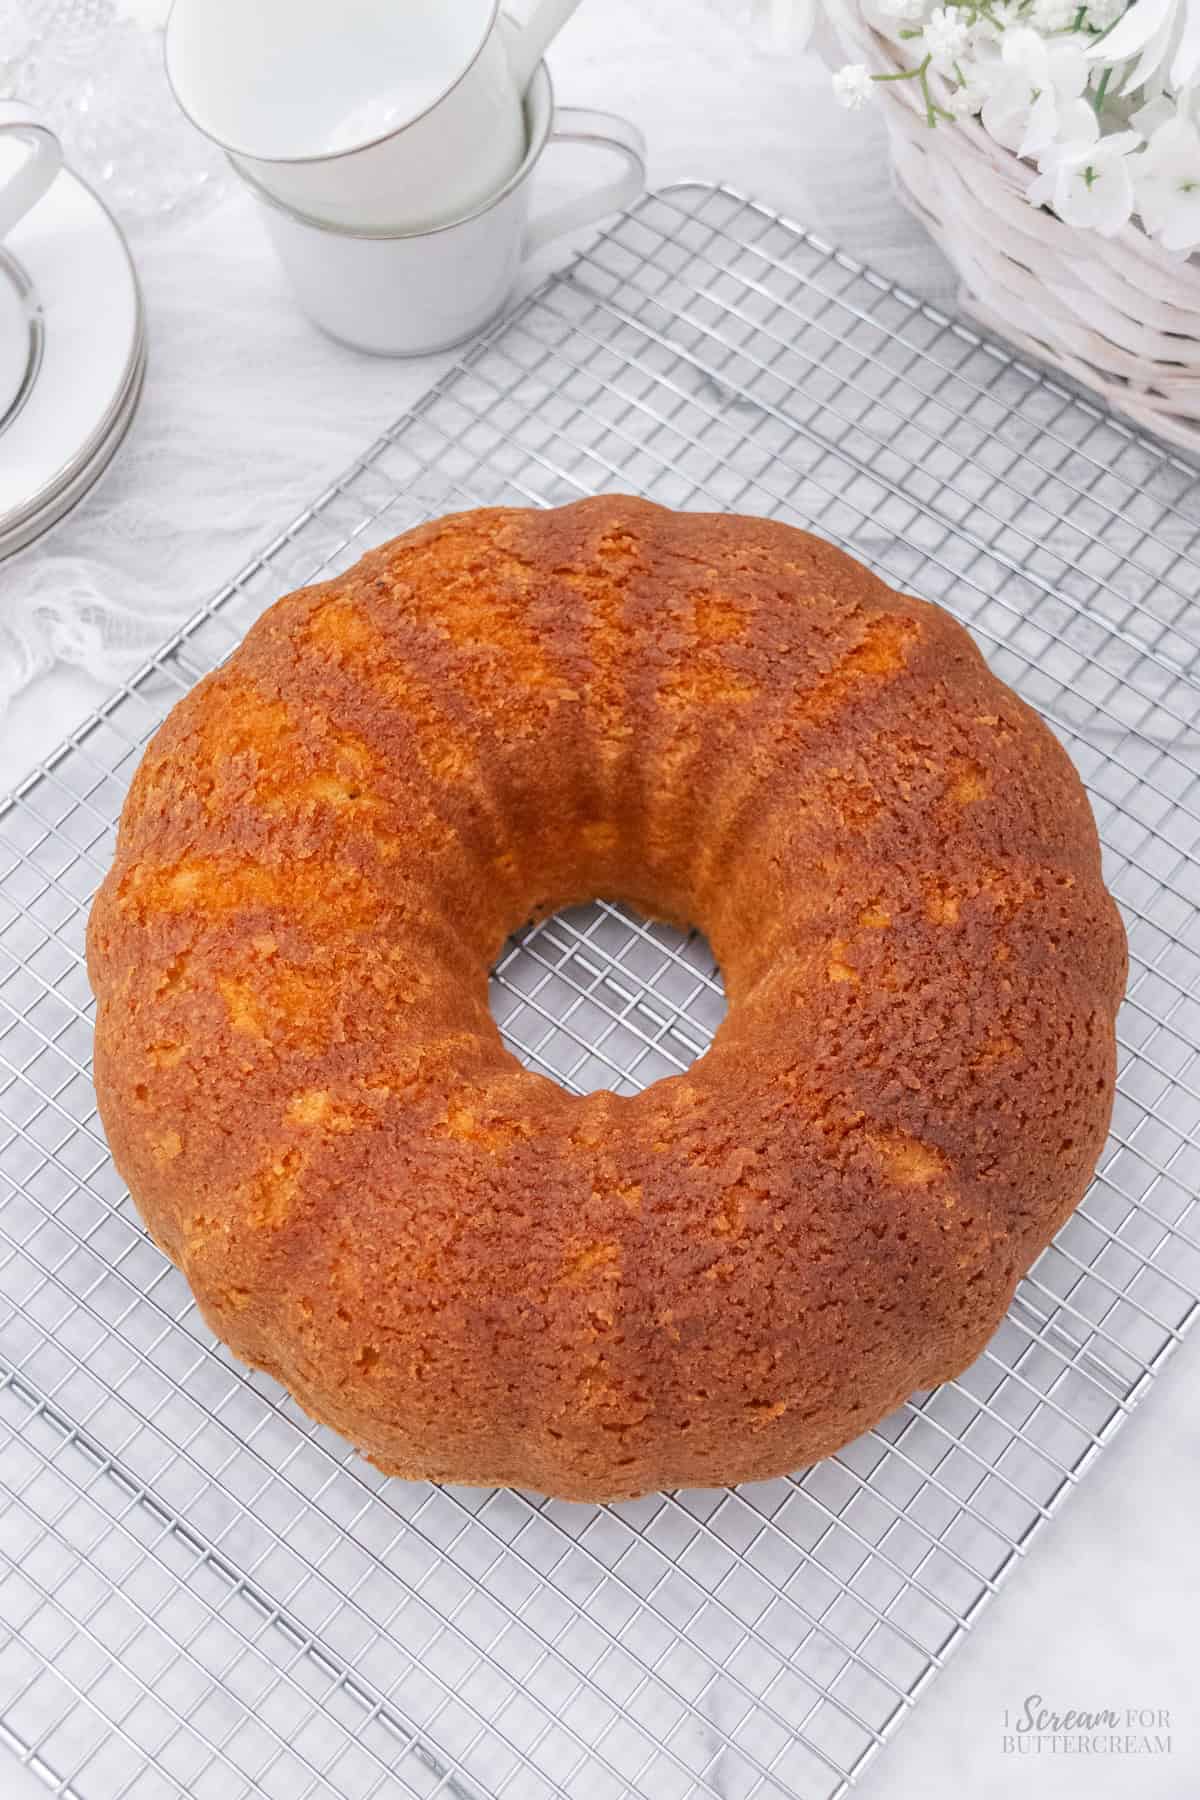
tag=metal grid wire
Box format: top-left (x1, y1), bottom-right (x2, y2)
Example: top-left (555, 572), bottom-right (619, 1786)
top-left (1, 182), bottom-right (1198, 1800)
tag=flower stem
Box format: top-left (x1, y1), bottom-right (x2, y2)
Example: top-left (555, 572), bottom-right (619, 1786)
top-left (873, 51), bottom-right (954, 124)
top-left (915, 53), bottom-right (954, 126)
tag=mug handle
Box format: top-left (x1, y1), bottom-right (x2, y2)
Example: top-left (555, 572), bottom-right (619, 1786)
top-left (0, 122), bottom-right (63, 239)
top-left (523, 109), bottom-right (647, 258)
top-left (506, 0), bottom-right (584, 93)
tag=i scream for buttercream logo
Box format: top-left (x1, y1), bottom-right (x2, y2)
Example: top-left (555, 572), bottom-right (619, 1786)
top-left (1001, 1695), bottom-right (1173, 1756)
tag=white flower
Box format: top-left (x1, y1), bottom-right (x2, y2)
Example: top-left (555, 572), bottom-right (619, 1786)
top-left (1003, 24), bottom-right (1071, 75)
top-left (832, 62), bottom-right (876, 107)
top-left (1086, 0), bottom-right (1200, 93)
top-left (1134, 114), bottom-right (1200, 248)
top-left (924, 4), bottom-right (970, 67)
top-left (1028, 104), bottom-right (1141, 231)
top-left (1038, 93), bottom-right (1106, 146)
top-left (974, 61), bottom-right (1026, 143)
top-left (981, 30), bottom-right (1090, 156)
top-left (1131, 95), bottom-right (1177, 135)
top-left (1033, 0), bottom-right (1080, 27)
top-left (1050, 143), bottom-right (1139, 231)
top-left (1083, 0), bottom-right (1124, 24)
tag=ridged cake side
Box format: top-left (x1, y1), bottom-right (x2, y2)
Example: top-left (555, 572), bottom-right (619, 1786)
top-left (87, 496), bottom-right (1127, 1500)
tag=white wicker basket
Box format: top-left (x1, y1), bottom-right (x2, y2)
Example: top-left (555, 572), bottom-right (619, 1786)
top-left (828, 2), bottom-right (1200, 455)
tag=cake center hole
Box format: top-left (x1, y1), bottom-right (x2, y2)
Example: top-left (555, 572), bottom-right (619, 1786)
top-left (490, 900), bottom-right (727, 1096)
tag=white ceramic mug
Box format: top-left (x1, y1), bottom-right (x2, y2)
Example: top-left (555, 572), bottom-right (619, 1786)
top-left (166, 0), bottom-right (582, 233)
top-left (241, 58), bottom-right (645, 357)
top-left (0, 111), bottom-right (61, 241)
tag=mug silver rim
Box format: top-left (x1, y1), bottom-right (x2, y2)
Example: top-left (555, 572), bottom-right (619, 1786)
top-left (231, 55), bottom-right (554, 240)
top-left (0, 246), bottom-right (44, 442)
top-left (165, 0), bottom-right (504, 169)
top-left (0, 325), bottom-right (146, 560)
top-left (0, 166), bottom-right (146, 538)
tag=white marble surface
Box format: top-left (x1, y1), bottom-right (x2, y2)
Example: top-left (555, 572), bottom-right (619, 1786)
top-left (1, 2), bottom-right (1196, 1795)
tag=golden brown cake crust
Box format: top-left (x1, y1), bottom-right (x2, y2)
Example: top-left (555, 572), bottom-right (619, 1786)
top-left (86, 496), bottom-right (1127, 1501)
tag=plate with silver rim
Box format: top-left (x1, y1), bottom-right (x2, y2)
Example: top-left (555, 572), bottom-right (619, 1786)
top-left (0, 158), bottom-right (145, 562)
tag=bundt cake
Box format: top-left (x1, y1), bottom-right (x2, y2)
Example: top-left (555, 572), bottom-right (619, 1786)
top-left (87, 496), bottom-right (1126, 1501)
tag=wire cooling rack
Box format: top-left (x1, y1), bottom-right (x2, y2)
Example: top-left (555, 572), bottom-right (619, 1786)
top-left (1, 183), bottom-right (1199, 1800)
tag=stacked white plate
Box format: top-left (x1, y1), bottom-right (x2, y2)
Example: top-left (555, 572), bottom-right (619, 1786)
top-left (0, 161), bottom-right (145, 561)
